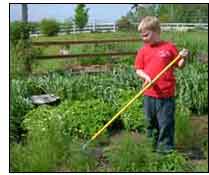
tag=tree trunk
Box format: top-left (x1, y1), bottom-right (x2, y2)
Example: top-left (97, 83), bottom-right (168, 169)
top-left (21, 4), bottom-right (28, 22)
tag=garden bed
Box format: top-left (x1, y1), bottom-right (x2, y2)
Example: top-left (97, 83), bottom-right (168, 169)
top-left (10, 31), bottom-right (208, 172)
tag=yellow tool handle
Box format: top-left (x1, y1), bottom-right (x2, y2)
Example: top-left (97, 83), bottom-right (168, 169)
top-left (83, 54), bottom-right (181, 149)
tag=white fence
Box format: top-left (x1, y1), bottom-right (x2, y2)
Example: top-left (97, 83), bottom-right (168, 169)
top-left (31, 22), bottom-right (117, 36)
top-left (30, 22), bottom-right (208, 36)
top-left (160, 23), bottom-right (208, 32)
top-left (72, 22), bottom-right (117, 33)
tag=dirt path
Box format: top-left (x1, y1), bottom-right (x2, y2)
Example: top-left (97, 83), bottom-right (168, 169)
top-left (191, 115), bottom-right (208, 136)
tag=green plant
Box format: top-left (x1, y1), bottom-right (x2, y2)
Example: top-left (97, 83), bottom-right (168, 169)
top-left (192, 162), bottom-right (208, 172)
top-left (110, 89), bottom-right (145, 132)
top-left (176, 60), bottom-right (208, 114)
top-left (104, 132), bottom-right (190, 172)
top-left (10, 58), bottom-right (207, 143)
top-left (116, 16), bottom-right (135, 32)
top-left (103, 133), bottom-right (153, 172)
top-left (10, 39), bottom-right (42, 78)
top-left (79, 56), bottom-right (107, 65)
top-left (10, 111), bottom-right (97, 172)
top-left (10, 79), bottom-right (34, 142)
top-left (10, 21), bottom-right (31, 45)
top-left (20, 85), bottom-right (145, 141)
top-left (74, 4), bottom-right (89, 30)
top-left (175, 106), bottom-right (193, 147)
top-left (62, 140), bottom-right (97, 172)
top-left (10, 131), bottom-right (65, 172)
top-left (28, 22), bottom-right (39, 34)
top-left (40, 18), bottom-right (60, 36)
top-left (156, 151), bottom-right (191, 172)
top-left (127, 4), bottom-right (208, 23)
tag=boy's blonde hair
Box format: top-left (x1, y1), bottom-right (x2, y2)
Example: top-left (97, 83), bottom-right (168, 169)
top-left (138, 16), bottom-right (161, 34)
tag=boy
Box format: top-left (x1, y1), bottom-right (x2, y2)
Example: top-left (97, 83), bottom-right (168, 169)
top-left (134, 16), bottom-right (188, 153)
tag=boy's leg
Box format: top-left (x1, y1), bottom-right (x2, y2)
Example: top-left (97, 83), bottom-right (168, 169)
top-left (156, 98), bottom-right (175, 153)
top-left (143, 96), bottom-right (159, 149)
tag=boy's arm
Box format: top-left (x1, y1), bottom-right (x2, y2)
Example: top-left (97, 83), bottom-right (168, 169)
top-left (136, 69), bottom-right (151, 81)
top-left (135, 48), bottom-right (151, 85)
top-left (136, 69), bottom-right (152, 87)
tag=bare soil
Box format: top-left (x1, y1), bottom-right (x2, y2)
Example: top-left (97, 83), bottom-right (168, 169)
top-left (66, 64), bottom-right (113, 74)
top-left (197, 52), bottom-right (208, 64)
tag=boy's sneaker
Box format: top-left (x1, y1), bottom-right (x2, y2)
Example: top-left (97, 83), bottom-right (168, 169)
top-left (156, 148), bottom-right (174, 155)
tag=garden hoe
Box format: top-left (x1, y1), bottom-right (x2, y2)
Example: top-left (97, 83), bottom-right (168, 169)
top-left (82, 52), bottom-right (184, 151)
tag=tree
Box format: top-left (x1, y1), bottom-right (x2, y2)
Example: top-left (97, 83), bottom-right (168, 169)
top-left (39, 18), bottom-right (60, 36)
top-left (74, 4), bottom-right (89, 30)
top-left (116, 16), bottom-right (133, 31)
top-left (127, 4), bottom-right (208, 23)
top-left (127, 4), bottom-right (159, 23)
top-left (130, 4), bottom-right (139, 12)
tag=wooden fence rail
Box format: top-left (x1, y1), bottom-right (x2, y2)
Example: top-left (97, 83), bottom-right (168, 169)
top-left (30, 38), bottom-right (140, 73)
top-left (36, 52), bottom-right (137, 60)
top-left (32, 38), bottom-right (139, 46)
top-left (33, 38), bottom-right (139, 60)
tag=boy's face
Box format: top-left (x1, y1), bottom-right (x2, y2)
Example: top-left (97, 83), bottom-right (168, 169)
top-left (140, 29), bottom-right (159, 44)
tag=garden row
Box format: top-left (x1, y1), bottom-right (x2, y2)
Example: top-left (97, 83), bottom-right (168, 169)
top-left (11, 61), bottom-right (208, 143)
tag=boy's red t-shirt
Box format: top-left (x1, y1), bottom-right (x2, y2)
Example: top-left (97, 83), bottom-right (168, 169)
top-left (134, 41), bottom-right (178, 98)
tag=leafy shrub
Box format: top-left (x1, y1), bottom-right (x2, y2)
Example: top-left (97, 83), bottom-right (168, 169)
top-left (10, 39), bottom-right (42, 78)
top-left (28, 22), bottom-right (39, 34)
top-left (116, 16), bottom-right (135, 32)
top-left (22, 99), bottom-right (113, 140)
top-left (110, 89), bottom-right (145, 132)
top-left (10, 21), bottom-right (31, 45)
top-left (40, 19), bottom-right (60, 36)
top-left (21, 89), bottom-right (144, 141)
